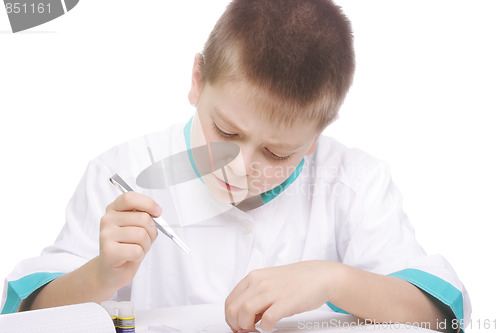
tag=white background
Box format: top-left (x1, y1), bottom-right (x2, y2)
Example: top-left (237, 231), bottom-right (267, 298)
top-left (1, 0), bottom-right (499, 330)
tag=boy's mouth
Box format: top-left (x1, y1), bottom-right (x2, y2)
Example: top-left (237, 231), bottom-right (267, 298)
top-left (214, 175), bottom-right (246, 192)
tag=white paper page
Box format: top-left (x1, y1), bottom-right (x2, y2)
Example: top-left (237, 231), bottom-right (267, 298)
top-left (0, 302), bottom-right (116, 333)
top-left (140, 304), bottom-right (437, 333)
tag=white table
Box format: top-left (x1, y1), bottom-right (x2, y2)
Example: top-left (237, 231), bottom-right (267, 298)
top-left (135, 304), bottom-right (438, 333)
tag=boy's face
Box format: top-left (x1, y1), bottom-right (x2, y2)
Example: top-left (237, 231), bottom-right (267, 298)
top-left (188, 55), bottom-right (319, 204)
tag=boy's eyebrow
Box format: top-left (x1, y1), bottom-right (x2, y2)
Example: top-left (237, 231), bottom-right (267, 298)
top-left (213, 107), bottom-right (304, 151)
top-left (213, 107), bottom-right (246, 134)
top-left (268, 141), bottom-right (303, 151)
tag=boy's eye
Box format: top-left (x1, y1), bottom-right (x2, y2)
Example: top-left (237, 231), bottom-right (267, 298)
top-left (267, 149), bottom-right (290, 161)
top-left (212, 122), bottom-right (236, 138)
top-left (212, 122), bottom-right (290, 161)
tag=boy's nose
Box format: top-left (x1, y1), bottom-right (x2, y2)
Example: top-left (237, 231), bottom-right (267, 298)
top-left (226, 149), bottom-right (247, 177)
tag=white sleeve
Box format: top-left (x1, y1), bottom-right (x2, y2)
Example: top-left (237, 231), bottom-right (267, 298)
top-left (328, 161), bottom-right (471, 330)
top-left (1, 157), bottom-right (116, 314)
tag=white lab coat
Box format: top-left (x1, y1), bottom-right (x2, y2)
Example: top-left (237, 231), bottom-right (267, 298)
top-left (1, 118), bottom-right (471, 329)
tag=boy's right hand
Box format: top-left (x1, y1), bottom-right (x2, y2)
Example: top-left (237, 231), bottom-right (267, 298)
top-left (97, 192), bottom-right (162, 291)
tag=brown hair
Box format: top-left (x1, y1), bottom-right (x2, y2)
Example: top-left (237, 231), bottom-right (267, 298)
top-left (201, 0), bottom-right (355, 131)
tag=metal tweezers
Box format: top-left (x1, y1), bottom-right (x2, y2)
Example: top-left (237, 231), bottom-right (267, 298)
top-left (109, 174), bottom-right (190, 254)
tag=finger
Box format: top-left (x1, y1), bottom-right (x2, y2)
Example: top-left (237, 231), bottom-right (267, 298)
top-left (107, 192), bottom-right (162, 217)
top-left (226, 270), bottom-right (268, 331)
top-left (260, 302), bottom-right (288, 332)
top-left (237, 294), bottom-right (272, 331)
top-left (118, 243), bottom-right (145, 264)
top-left (115, 226), bottom-right (154, 253)
top-left (104, 211), bottom-right (158, 241)
top-left (226, 275), bottom-right (250, 307)
top-left (226, 283), bottom-right (270, 331)
top-left (225, 279), bottom-right (251, 331)
top-left (104, 243), bottom-right (145, 267)
top-left (226, 270), bottom-right (261, 305)
top-left (254, 314), bottom-right (263, 326)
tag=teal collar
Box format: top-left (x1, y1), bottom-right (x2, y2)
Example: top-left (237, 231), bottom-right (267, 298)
top-left (183, 117), bottom-right (304, 206)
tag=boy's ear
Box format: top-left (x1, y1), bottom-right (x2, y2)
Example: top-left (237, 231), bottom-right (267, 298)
top-left (305, 139), bottom-right (318, 156)
top-left (188, 53), bottom-right (204, 106)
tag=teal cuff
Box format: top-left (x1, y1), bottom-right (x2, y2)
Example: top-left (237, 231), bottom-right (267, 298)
top-left (326, 268), bottom-right (465, 330)
top-left (326, 301), bottom-right (350, 315)
top-left (389, 268), bottom-right (465, 330)
top-left (1, 272), bottom-right (64, 314)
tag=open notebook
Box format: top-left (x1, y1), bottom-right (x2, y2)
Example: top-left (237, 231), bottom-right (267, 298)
top-left (0, 302), bottom-right (115, 333)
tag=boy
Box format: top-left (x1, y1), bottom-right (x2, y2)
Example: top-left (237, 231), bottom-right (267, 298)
top-left (1, 1), bottom-right (470, 332)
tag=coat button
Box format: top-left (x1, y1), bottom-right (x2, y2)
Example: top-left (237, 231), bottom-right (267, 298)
top-left (241, 220), bottom-right (253, 234)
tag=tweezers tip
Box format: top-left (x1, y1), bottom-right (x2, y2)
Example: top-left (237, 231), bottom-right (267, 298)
top-left (176, 240), bottom-right (191, 254)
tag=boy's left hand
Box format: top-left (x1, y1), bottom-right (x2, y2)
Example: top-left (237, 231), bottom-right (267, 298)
top-left (225, 260), bottom-right (341, 332)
